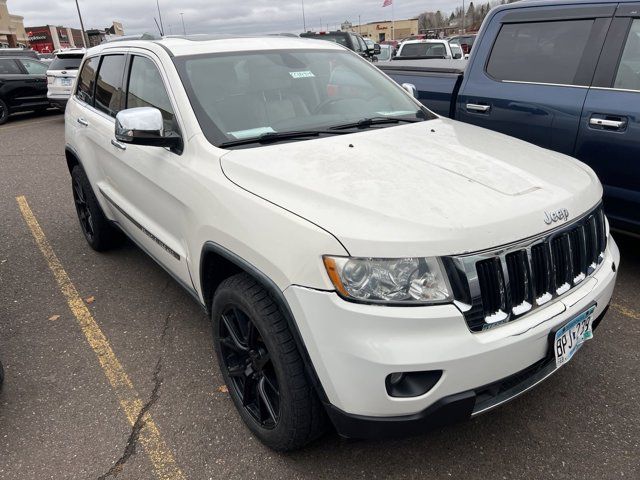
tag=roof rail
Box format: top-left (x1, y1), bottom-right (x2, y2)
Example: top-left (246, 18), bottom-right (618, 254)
top-left (105, 33), bottom-right (160, 43)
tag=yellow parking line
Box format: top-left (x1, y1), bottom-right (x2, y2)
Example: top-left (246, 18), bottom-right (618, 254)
top-left (611, 303), bottom-right (640, 321)
top-left (16, 196), bottom-right (185, 480)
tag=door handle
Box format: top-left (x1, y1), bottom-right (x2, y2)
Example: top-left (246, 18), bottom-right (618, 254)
top-left (110, 139), bottom-right (127, 151)
top-left (77, 117), bottom-right (89, 127)
top-left (589, 117), bottom-right (626, 129)
top-left (466, 103), bottom-right (491, 113)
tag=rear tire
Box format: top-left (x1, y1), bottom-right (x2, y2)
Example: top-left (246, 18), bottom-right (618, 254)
top-left (0, 98), bottom-right (9, 125)
top-left (211, 273), bottom-right (326, 451)
top-left (71, 165), bottom-right (121, 251)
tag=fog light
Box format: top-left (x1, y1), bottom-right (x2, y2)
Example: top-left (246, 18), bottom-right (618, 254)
top-left (385, 370), bottom-right (442, 398)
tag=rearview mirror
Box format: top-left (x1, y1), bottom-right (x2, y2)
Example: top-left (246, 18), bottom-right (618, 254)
top-left (115, 107), bottom-right (181, 150)
top-left (374, 44), bottom-right (381, 55)
top-left (401, 83), bottom-right (418, 98)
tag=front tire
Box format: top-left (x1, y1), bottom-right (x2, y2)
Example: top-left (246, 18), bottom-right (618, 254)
top-left (71, 165), bottom-right (121, 251)
top-left (0, 98), bottom-right (9, 125)
top-left (212, 273), bottom-right (326, 451)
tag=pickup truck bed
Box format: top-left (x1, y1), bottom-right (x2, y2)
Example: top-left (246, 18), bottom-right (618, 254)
top-left (377, 60), bottom-right (465, 118)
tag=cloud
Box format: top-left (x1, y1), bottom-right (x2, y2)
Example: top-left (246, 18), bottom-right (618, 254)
top-left (9, 0), bottom-right (462, 35)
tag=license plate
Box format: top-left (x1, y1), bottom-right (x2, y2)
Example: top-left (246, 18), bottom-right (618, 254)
top-left (553, 305), bottom-right (596, 368)
top-left (60, 78), bottom-right (72, 86)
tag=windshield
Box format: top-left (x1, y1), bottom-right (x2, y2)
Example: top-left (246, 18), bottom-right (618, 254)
top-left (49, 55), bottom-right (83, 70)
top-left (376, 45), bottom-right (392, 61)
top-left (174, 49), bottom-right (432, 147)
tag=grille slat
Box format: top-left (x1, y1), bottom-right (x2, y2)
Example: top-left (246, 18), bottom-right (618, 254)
top-left (463, 205), bottom-right (607, 332)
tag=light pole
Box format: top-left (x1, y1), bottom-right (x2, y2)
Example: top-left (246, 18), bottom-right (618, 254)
top-left (74, 0), bottom-right (88, 47)
top-left (462, 0), bottom-right (465, 34)
top-left (180, 12), bottom-right (186, 36)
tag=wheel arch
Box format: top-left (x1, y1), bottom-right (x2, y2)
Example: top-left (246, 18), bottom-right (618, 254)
top-left (199, 241), bottom-right (329, 403)
top-left (65, 146), bottom-right (81, 174)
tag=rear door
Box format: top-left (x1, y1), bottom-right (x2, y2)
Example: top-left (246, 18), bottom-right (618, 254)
top-left (0, 58), bottom-right (26, 109)
top-left (576, 4), bottom-right (640, 230)
top-left (16, 58), bottom-right (49, 105)
top-left (457, 4), bottom-right (615, 154)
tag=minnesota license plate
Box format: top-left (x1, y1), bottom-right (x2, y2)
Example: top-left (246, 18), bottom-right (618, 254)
top-left (60, 78), bottom-right (72, 86)
top-left (553, 305), bottom-right (596, 368)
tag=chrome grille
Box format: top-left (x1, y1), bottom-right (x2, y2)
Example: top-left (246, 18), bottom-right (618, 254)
top-left (445, 204), bottom-right (607, 332)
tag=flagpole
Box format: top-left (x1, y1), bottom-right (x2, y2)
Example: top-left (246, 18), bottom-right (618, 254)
top-left (392, 1), bottom-right (395, 40)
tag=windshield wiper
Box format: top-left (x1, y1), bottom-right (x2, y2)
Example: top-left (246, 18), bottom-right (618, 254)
top-left (218, 129), bottom-right (351, 148)
top-left (329, 116), bottom-right (425, 131)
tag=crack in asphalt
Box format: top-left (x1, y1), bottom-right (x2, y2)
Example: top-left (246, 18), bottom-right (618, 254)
top-left (97, 310), bottom-right (173, 479)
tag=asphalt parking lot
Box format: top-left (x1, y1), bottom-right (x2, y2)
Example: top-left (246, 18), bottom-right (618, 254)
top-left (0, 112), bottom-right (639, 480)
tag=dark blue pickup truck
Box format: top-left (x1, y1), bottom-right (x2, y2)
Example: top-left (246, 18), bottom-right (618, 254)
top-left (379, 0), bottom-right (640, 232)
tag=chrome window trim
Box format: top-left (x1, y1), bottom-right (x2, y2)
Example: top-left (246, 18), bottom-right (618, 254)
top-left (591, 86), bottom-right (640, 93)
top-left (501, 79), bottom-right (590, 89)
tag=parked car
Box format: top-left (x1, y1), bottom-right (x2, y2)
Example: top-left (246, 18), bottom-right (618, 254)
top-left (448, 34), bottom-right (477, 55)
top-left (395, 39), bottom-right (461, 60)
top-left (379, 0), bottom-right (640, 233)
top-left (47, 48), bottom-right (85, 110)
top-left (65, 34), bottom-right (618, 451)
top-left (0, 48), bottom-right (39, 60)
top-left (300, 31), bottom-right (380, 60)
top-left (0, 56), bottom-right (49, 124)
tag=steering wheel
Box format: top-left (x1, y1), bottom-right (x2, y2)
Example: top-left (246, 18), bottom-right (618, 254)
top-left (313, 92), bottom-right (386, 115)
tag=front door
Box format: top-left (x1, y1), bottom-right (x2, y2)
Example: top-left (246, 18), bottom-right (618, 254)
top-left (576, 6), bottom-right (640, 230)
top-left (99, 52), bottom-right (195, 291)
top-left (457, 5), bottom-right (614, 155)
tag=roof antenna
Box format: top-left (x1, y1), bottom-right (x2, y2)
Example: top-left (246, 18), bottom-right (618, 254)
top-left (154, 17), bottom-right (164, 36)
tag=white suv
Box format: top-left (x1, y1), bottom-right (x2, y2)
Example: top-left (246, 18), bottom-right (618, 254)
top-left (46, 48), bottom-right (85, 110)
top-left (64, 35), bottom-right (619, 451)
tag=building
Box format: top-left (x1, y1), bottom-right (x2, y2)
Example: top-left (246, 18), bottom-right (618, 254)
top-left (26, 25), bottom-right (79, 53)
top-left (347, 18), bottom-right (419, 42)
top-left (0, 0), bottom-right (28, 48)
top-left (87, 22), bottom-right (125, 47)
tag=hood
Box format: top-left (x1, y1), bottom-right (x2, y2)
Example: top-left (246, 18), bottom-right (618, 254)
top-left (220, 118), bottom-right (602, 257)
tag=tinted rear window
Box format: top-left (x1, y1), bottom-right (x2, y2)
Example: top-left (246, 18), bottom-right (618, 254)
top-left (487, 20), bottom-right (593, 85)
top-left (49, 55), bottom-right (83, 71)
top-left (0, 59), bottom-right (21, 74)
top-left (302, 33), bottom-right (348, 46)
top-left (399, 43), bottom-right (447, 57)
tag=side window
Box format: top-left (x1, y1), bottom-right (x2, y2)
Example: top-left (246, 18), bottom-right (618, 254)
top-left (614, 19), bottom-right (640, 91)
top-left (0, 59), bottom-right (21, 74)
top-left (94, 55), bottom-right (126, 117)
top-left (487, 20), bottom-right (594, 85)
top-left (19, 59), bottom-right (48, 75)
top-left (350, 34), bottom-right (362, 52)
top-left (358, 37), bottom-right (368, 52)
top-left (76, 56), bottom-right (100, 105)
top-left (126, 55), bottom-right (176, 131)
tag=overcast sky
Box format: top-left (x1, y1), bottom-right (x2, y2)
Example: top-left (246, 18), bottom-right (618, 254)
top-left (10, 0), bottom-right (463, 35)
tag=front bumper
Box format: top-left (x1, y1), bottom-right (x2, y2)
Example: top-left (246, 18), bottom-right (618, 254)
top-left (283, 237), bottom-right (619, 438)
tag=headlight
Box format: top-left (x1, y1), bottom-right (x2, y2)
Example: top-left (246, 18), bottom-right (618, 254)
top-left (323, 256), bottom-right (452, 304)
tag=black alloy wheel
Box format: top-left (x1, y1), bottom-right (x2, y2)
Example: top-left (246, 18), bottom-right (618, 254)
top-left (219, 306), bottom-right (280, 428)
top-left (72, 175), bottom-right (95, 243)
top-left (0, 98), bottom-right (8, 125)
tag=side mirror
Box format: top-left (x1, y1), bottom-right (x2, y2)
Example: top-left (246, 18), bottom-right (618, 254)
top-left (115, 107), bottom-right (181, 150)
top-left (401, 83), bottom-right (418, 98)
top-left (374, 44), bottom-right (381, 55)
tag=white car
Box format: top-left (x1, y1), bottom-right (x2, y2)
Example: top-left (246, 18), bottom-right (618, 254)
top-left (64, 35), bottom-right (619, 451)
top-left (397, 39), bottom-right (462, 59)
top-left (47, 48), bottom-right (85, 110)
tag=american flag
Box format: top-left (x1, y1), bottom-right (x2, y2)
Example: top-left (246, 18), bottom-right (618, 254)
top-left (382, 0), bottom-right (393, 7)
